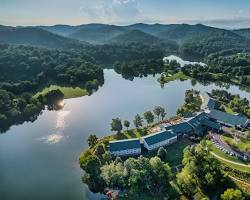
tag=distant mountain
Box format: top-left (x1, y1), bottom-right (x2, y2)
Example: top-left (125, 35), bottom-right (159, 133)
top-left (68, 24), bottom-right (126, 44)
top-left (111, 30), bottom-right (178, 51)
top-left (157, 24), bottom-right (223, 43)
top-left (111, 30), bottom-right (161, 44)
top-left (178, 27), bottom-right (250, 58)
top-left (0, 26), bottom-right (85, 49)
top-left (39, 25), bottom-right (81, 36)
top-left (124, 23), bottom-right (173, 35)
top-left (233, 28), bottom-right (250, 39)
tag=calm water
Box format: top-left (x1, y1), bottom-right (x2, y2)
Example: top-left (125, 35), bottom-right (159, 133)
top-left (1, 69), bottom-right (250, 200)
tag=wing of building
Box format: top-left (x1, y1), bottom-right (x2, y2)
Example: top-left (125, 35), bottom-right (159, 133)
top-left (109, 138), bottom-right (141, 157)
top-left (200, 92), bottom-right (216, 111)
top-left (142, 130), bottom-right (177, 151)
top-left (208, 109), bottom-right (249, 128)
top-left (165, 112), bottom-right (221, 136)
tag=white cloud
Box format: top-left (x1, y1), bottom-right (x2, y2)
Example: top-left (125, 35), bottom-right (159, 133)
top-left (80, 0), bottom-right (142, 24)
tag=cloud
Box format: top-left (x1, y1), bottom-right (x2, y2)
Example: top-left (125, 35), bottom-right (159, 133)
top-left (80, 0), bottom-right (142, 24)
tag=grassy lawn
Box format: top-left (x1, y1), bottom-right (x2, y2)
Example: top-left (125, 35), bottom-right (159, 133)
top-left (34, 85), bottom-right (88, 99)
top-left (143, 140), bottom-right (189, 167)
top-left (221, 135), bottom-right (250, 153)
top-left (224, 106), bottom-right (236, 115)
top-left (159, 72), bottom-right (189, 83)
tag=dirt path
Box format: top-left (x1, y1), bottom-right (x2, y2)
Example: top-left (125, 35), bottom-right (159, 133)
top-left (210, 152), bottom-right (250, 167)
top-left (228, 175), bottom-right (250, 186)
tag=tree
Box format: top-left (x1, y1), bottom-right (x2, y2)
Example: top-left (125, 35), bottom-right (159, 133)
top-left (123, 120), bottom-right (130, 131)
top-left (111, 118), bottom-right (123, 134)
top-left (177, 142), bottom-right (227, 197)
top-left (101, 161), bottom-right (125, 189)
top-left (149, 157), bottom-right (172, 193)
top-left (160, 107), bottom-right (166, 121)
top-left (221, 188), bottom-right (245, 200)
top-left (153, 106), bottom-right (162, 122)
top-left (157, 147), bottom-right (167, 161)
top-left (94, 144), bottom-right (105, 157)
top-left (143, 111), bottom-right (154, 126)
top-left (133, 114), bottom-right (143, 129)
top-left (43, 89), bottom-right (64, 110)
top-left (87, 134), bottom-right (98, 148)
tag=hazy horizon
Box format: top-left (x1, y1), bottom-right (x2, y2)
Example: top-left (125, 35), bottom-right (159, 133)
top-left (1, 0), bottom-right (250, 29)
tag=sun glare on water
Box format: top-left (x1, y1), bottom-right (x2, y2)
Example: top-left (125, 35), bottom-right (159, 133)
top-left (57, 100), bottom-right (65, 108)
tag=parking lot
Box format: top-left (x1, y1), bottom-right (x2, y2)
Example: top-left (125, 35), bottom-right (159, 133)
top-left (211, 133), bottom-right (244, 159)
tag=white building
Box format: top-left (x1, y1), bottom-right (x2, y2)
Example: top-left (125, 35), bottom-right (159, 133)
top-left (109, 138), bottom-right (141, 157)
top-left (142, 130), bottom-right (177, 151)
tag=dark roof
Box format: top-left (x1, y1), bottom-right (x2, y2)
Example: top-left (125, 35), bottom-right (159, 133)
top-left (209, 109), bottom-right (249, 127)
top-left (185, 112), bottom-right (208, 128)
top-left (202, 118), bottom-right (221, 130)
top-left (109, 138), bottom-right (141, 152)
top-left (165, 122), bottom-right (193, 133)
top-left (184, 112), bottom-right (208, 135)
top-left (142, 130), bottom-right (177, 146)
top-left (201, 92), bottom-right (215, 110)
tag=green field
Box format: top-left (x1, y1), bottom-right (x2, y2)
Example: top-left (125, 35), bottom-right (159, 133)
top-left (221, 135), bottom-right (250, 153)
top-left (34, 85), bottom-right (88, 99)
top-left (159, 72), bottom-right (189, 84)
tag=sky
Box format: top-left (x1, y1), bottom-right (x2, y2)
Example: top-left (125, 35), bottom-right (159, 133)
top-left (1, 0), bottom-right (250, 28)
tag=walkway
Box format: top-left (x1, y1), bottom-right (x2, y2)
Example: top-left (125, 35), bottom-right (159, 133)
top-left (210, 152), bottom-right (250, 168)
top-left (228, 175), bottom-right (250, 186)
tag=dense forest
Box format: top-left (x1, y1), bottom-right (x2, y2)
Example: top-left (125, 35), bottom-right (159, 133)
top-left (113, 59), bottom-right (164, 80)
top-left (0, 44), bottom-right (104, 132)
top-left (179, 50), bottom-right (250, 85)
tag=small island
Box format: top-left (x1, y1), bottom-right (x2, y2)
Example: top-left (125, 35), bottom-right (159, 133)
top-left (79, 90), bottom-right (250, 199)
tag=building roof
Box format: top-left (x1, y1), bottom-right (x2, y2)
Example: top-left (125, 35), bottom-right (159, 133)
top-left (142, 130), bottom-right (177, 146)
top-left (165, 112), bottom-right (221, 135)
top-left (201, 92), bottom-right (215, 110)
top-left (185, 112), bottom-right (208, 129)
top-left (165, 122), bottom-right (193, 133)
top-left (183, 112), bottom-right (208, 135)
top-left (109, 138), bottom-right (141, 152)
top-left (202, 118), bottom-right (221, 130)
top-left (208, 109), bottom-right (249, 127)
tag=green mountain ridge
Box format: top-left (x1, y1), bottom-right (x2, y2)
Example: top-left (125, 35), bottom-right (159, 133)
top-left (0, 26), bottom-right (87, 49)
top-left (68, 24), bottom-right (126, 44)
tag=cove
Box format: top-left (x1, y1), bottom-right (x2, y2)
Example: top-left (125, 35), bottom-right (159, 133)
top-left (1, 69), bottom-right (250, 200)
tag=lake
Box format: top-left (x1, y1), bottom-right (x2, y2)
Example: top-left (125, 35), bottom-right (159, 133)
top-left (1, 69), bottom-right (250, 200)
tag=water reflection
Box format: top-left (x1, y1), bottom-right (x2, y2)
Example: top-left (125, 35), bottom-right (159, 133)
top-left (40, 110), bottom-right (71, 144)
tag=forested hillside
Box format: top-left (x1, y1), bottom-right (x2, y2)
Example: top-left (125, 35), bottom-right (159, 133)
top-left (68, 24), bottom-right (126, 44)
top-left (0, 26), bottom-right (86, 49)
